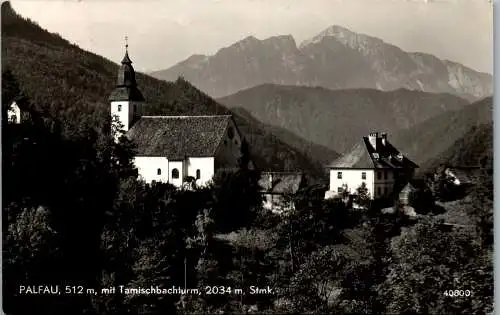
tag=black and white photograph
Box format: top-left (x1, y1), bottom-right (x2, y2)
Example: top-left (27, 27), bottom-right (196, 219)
top-left (2, 0), bottom-right (494, 314)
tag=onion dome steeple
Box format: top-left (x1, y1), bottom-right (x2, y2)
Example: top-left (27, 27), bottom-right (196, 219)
top-left (117, 36), bottom-right (137, 87)
top-left (109, 36), bottom-right (145, 102)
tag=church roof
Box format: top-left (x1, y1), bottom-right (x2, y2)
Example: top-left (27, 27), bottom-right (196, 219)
top-left (328, 134), bottom-right (419, 169)
top-left (121, 51), bottom-right (132, 64)
top-left (108, 86), bottom-right (145, 102)
top-left (110, 46), bottom-right (144, 101)
top-left (127, 115), bottom-right (233, 160)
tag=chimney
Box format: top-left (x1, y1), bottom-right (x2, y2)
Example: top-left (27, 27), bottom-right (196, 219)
top-left (381, 132), bottom-right (387, 146)
top-left (368, 132), bottom-right (378, 151)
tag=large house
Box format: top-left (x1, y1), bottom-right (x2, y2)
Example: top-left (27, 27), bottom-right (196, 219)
top-left (110, 44), bottom-right (252, 187)
top-left (325, 132), bottom-right (418, 200)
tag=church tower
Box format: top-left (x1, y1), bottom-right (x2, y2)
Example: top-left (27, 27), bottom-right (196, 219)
top-left (109, 37), bottom-right (145, 136)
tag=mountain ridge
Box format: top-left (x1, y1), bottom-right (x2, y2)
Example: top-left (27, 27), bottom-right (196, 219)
top-left (151, 25), bottom-right (492, 99)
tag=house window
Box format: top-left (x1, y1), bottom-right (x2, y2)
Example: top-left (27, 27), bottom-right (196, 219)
top-left (361, 172), bottom-right (366, 180)
top-left (377, 171), bottom-right (382, 180)
top-left (196, 169), bottom-right (201, 180)
top-left (337, 172), bottom-right (342, 179)
top-left (377, 187), bottom-right (381, 196)
top-left (338, 187), bottom-right (343, 193)
top-left (384, 187), bottom-right (388, 195)
top-left (157, 168), bottom-right (161, 175)
top-left (117, 105), bottom-right (122, 112)
top-left (384, 171), bottom-right (388, 180)
top-left (172, 168), bottom-right (179, 179)
top-left (9, 114), bottom-right (17, 123)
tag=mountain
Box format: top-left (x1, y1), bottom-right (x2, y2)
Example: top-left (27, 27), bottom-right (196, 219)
top-left (150, 25), bottom-right (492, 100)
top-left (390, 96), bottom-right (492, 170)
top-left (1, 2), bottom-right (327, 176)
top-left (217, 84), bottom-right (470, 154)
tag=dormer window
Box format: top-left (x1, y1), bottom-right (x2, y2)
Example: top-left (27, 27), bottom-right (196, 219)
top-left (117, 105), bottom-right (122, 112)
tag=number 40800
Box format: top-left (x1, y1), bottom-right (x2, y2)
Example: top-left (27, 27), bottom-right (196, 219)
top-left (444, 290), bottom-right (471, 297)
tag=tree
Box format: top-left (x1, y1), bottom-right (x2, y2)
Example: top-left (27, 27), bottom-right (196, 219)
top-left (380, 218), bottom-right (492, 314)
top-left (354, 182), bottom-right (371, 209)
top-left (210, 169), bottom-right (262, 233)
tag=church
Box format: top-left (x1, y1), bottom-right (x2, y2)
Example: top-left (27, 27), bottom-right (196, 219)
top-left (109, 43), bottom-right (252, 187)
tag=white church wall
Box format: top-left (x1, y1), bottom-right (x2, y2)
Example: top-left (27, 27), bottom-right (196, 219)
top-left (134, 156), bottom-right (170, 184)
top-left (215, 119), bottom-right (244, 169)
top-left (328, 169), bottom-right (375, 199)
top-left (168, 161), bottom-right (183, 187)
top-left (186, 157), bottom-right (214, 187)
top-left (111, 100), bottom-right (143, 132)
top-left (111, 101), bottom-right (131, 131)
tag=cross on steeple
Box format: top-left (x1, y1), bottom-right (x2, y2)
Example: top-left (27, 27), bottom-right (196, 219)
top-left (125, 35), bottom-right (129, 52)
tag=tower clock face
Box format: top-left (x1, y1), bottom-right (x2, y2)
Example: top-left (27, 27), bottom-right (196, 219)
top-left (228, 126), bottom-right (234, 139)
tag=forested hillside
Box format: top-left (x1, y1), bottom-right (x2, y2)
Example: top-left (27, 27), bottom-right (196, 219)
top-left (392, 96), bottom-right (492, 168)
top-left (1, 2), bottom-right (325, 176)
top-left (218, 84), bottom-right (470, 153)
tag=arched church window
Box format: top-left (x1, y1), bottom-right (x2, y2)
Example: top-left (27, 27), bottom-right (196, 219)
top-left (196, 169), bottom-right (201, 180)
top-left (172, 168), bottom-right (179, 179)
top-left (118, 105), bottom-right (122, 112)
top-left (157, 168), bottom-right (161, 175)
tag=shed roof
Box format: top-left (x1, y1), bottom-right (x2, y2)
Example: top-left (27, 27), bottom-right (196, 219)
top-left (127, 115), bottom-right (232, 160)
top-left (259, 172), bottom-right (305, 194)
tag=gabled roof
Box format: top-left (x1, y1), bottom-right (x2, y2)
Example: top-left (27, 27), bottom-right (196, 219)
top-left (127, 115), bottom-right (233, 160)
top-left (259, 172), bottom-right (305, 194)
top-left (328, 136), bottom-right (419, 169)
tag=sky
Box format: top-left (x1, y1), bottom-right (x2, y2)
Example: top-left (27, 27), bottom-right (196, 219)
top-left (10, 0), bottom-right (493, 74)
